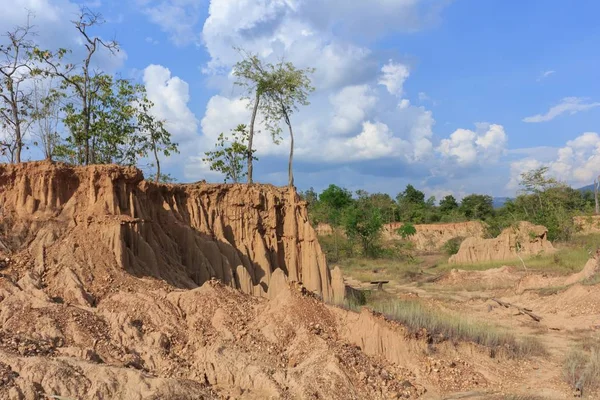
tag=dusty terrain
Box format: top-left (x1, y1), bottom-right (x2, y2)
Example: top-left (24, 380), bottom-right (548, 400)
top-left (1, 162), bottom-right (598, 399)
top-left (0, 162), bottom-right (517, 399)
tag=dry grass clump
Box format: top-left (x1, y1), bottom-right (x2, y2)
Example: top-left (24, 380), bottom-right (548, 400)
top-left (562, 340), bottom-right (600, 393)
top-left (372, 299), bottom-right (545, 359)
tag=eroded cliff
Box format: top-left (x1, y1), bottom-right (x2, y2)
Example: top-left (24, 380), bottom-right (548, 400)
top-left (0, 161), bottom-right (337, 303)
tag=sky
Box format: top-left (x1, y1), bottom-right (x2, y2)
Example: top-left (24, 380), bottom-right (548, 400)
top-left (2, 0), bottom-right (600, 200)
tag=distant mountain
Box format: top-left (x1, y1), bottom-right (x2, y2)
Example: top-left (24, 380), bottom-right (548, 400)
top-left (578, 183), bottom-right (595, 193)
top-left (492, 197), bottom-right (512, 208)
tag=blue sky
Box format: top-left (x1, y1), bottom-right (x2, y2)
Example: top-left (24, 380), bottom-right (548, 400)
top-left (2, 0), bottom-right (600, 200)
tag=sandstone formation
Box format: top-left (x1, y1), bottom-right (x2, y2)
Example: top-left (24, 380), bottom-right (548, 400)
top-left (449, 221), bottom-right (555, 264)
top-left (573, 215), bottom-right (600, 235)
top-left (383, 221), bottom-right (486, 251)
top-left (0, 161), bottom-right (339, 303)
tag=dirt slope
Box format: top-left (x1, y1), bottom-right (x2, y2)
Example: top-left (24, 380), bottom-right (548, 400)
top-left (382, 221), bottom-right (486, 251)
top-left (449, 221), bottom-right (555, 264)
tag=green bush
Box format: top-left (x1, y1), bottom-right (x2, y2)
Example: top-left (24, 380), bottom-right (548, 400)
top-left (442, 237), bottom-right (464, 255)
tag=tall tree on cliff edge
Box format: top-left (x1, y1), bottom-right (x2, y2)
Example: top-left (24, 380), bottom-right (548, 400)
top-left (32, 7), bottom-right (119, 165)
top-left (0, 14), bottom-right (36, 163)
top-left (261, 60), bottom-right (314, 188)
top-left (233, 49), bottom-right (272, 184)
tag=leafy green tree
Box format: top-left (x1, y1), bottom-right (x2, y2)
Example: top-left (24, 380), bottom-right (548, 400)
top-left (32, 8), bottom-right (119, 165)
top-left (460, 194), bottom-right (494, 220)
top-left (343, 198), bottom-right (383, 257)
top-left (233, 49), bottom-right (274, 183)
top-left (261, 60), bottom-right (315, 187)
top-left (396, 184), bottom-right (426, 205)
top-left (203, 124), bottom-right (257, 183)
top-left (439, 195), bottom-right (459, 213)
top-left (397, 223), bottom-right (417, 239)
top-left (316, 184), bottom-right (353, 226)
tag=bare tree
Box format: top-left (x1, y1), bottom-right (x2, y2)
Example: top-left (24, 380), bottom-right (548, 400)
top-left (31, 77), bottom-right (61, 160)
top-left (33, 7), bottom-right (119, 165)
top-left (0, 14), bottom-right (36, 163)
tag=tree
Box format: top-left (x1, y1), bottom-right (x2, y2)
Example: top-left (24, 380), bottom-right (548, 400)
top-left (397, 184), bottom-right (425, 205)
top-left (135, 93), bottom-right (178, 183)
top-left (261, 60), bottom-right (314, 187)
top-left (0, 16), bottom-right (36, 163)
top-left (233, 49), bottom-right (273, 184)
top-left (397, 223), bottom-right (417, 239)
top-left (343, 199), bottom-right (383, 257)
top-left (319, 184), bottom-right (353, 226)
top-left (595, 175), bottom-right (599, 215)
top-left (33, 7), bottom-right (119, 165)
top-left (31, 77), bottom-right (61, 160)
top-left (460, 194), bottom-right (494, 220)
top-left (439, 194), bottom-right (459, 214)
top-left (203, 124), bottom-right (257, 183)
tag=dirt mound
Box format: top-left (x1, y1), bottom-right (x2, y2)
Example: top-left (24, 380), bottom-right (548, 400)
top-left (383, 221), bottom-right (486, 251)
top-left (449, 222), bottom-right (555, 264)
top-left (438, 266), bottom-right (523, 288)
top-left (315, 222), bottom-right (334, 236)
top-left (0, 161), bottom-right (340, 303)
top-left (573, 215), bottom-right (600, 235)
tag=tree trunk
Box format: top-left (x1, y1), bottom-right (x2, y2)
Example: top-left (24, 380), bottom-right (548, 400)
top-left (153, 143), bottom-right (160, 184)
top-left (286, 113), bottom-right (294, 188)
top-left (595, 177), bottom-right (599, 215)
top-left (11, 101), bottom-right (21, 163)
top-left (247, 92), bottom-right (260, 184)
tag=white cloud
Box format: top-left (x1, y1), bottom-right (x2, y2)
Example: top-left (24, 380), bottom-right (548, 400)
top-left (536, 70), bottom-right (555, 82)
top-left (523, 97), bottom-right (600, 123)
top-left (143, 65), bottom-right (198, 144)
top-left (507, 132), bottom-right (600, 189)
top-left (0, 0), bottom-right (126, 72)
top-left (378, 60), bottom-right (410, 97)
top-left (399, 99), bottom-right (411, 109)
top-left (437, 124), bottom-right (507, 167)
top-left (138, 0), bottom-right (202, 46)
top-left (329, 85), bottom-right (377, 135)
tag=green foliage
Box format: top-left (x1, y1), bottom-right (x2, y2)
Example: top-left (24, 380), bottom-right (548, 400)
top-left (442, 237), bottom-right (464, 255)
top-left (460, 194), bottom-right (494, 220)
top-left (439, 195), bottom-right (459, 213)
top-left (397, 223), bottom-right (417, 239)
top-left (203, 124), bottom-right (257, 183)
top-left (259, 60), bottom-right (315, 187)
top-left (342, 197), bottom-right (383, 257)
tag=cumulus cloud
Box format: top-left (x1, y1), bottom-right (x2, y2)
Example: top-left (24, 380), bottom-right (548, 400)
top-left (523, 97), bottom-right (600, 123)
top-left (378, 60), bottom-right (410, 97)
top-left (506, 132), bottom-right (600, 190)
top-left (329, 85), bottom-right (377, 135)
top-left (143, 64), bottom-right (198, 144)
top-left (437, 124), bottom-right (507, 167)
top-left (2, 0), bottom-right (127, 71)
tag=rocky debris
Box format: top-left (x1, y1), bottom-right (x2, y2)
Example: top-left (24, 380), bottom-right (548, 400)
top-left (421, 357), bottom-right (488, 393)
top-left (382, 221), bottom-right (486, 251)
top-left (449, 221), bottom-right (555, 264)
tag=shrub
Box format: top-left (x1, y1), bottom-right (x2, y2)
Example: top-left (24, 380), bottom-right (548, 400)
top-left (562, 342), bottom-right (600, 392)
top-left (442, 237), bottom-right (464, 255)
top-left (396, 223), bottom-right (417, 239)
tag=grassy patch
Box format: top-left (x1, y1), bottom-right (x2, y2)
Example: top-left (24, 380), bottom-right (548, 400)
top-left (369, 298), bottom-right (545, 359)
top-left (336, 257), bottom-right (425, 283)
top-left (562, 345), bottom-right (600, 392)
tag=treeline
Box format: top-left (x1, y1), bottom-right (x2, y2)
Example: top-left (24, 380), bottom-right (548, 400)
top-left (0, 9), bottom-right (177, 181)
top-left (301, 167), bottom-right (596, 260)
